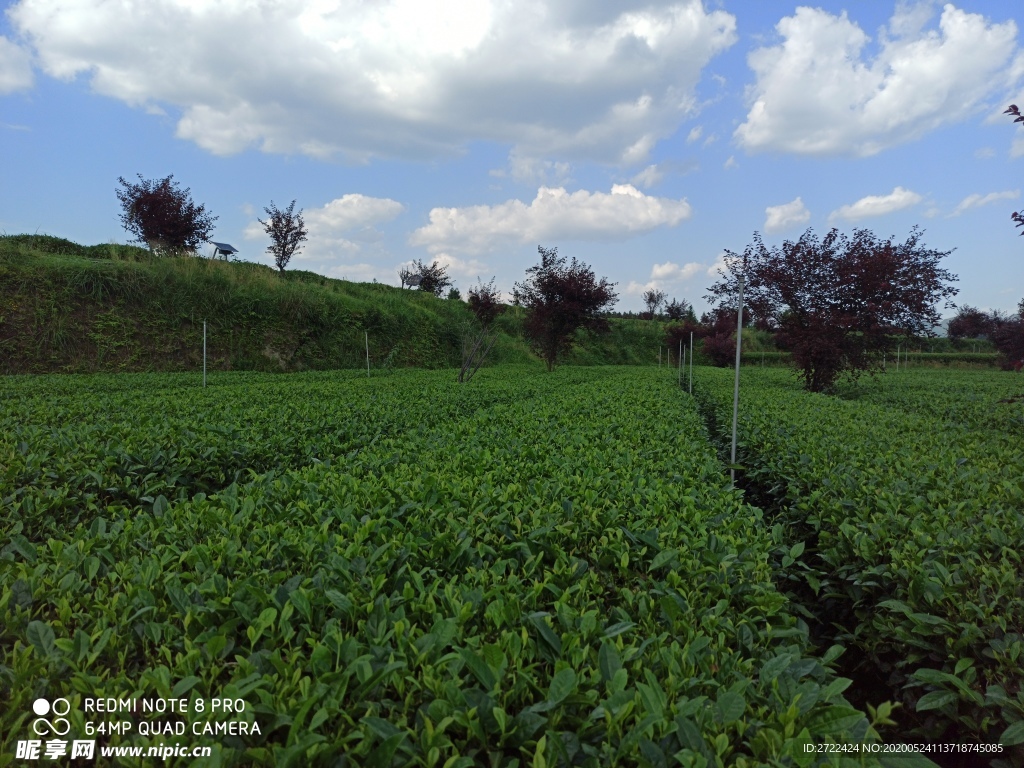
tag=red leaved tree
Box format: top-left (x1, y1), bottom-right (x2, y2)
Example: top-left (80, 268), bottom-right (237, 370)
top-left (947, 305), bottom-right (995, 340)
top-left (459, 277), bottom-right (504, 383)
top-left (707, 227), bottom-right (958, 391)
top-left (513, 246), bottom-right (618, 371)
top-left (116, 174), bottom-right (217, 254)
top-left (259, 200), bottom-right (308, 274)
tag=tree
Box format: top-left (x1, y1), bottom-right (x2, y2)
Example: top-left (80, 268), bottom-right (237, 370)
top-left (259, 200), bottom-right (308, 274)
top-left (947, 305), bottom-right (994, 340)
top-left (467, 277), bottom-right (504, 327)
top-left (513, 246), bottom-right (618, 371)
top-left (665, 297), bottom-right (694, 321)
top-left (642, 289), bottom-right (666, 318)
top-left (398, 265), bottom-right (421, 289)
top-left (115, 174), bottom-right (217, 254)
top-left (690, 306), bottom-right (747, 367)
top-left (707, 227), bottom-right (958, 392)
top-left (1005, 106), bottom-right (1024, 235)
top-left (447, 287), bottom-right (462, 301)
top-left (403, 259), bottom-right (452, 296)
top-left (988, 302), bottom-right (1024, 371)
top-left (459, 278), bottom-right (504, 383)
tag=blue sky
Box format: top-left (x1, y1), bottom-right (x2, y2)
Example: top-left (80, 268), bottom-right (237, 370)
top-left (1, 0), bottom-right (1023, 315)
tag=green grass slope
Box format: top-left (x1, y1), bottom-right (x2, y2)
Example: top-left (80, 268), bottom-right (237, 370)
top-left (0, 236), bottom-right (669, 374)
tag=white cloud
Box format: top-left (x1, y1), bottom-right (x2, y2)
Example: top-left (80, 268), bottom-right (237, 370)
top-left (0, 36), bottom-right (33, 93)
top-left (626, 259), bottom-right (702, 296)
top-left (686, 126), bottom-right (702, 143)
top-left (502, 151), bottom-right (572, 185)
top-left (706, 251), bottom-right (728, 277)
top-left (410, 184), bottom-right (692, 255)
top-left (723, 155), bottom-right (737, 169)
top-left (828, 186), bottom-right (922, 222)
top-left (1013, 134), bottom-right (1024, 158)
top-left (244, 193), bottom-right (403, 262)
top-left (949, 190), bottom-right (1020, 217)
top-left (10, 0), bottom-right (736, 163)
top-left (974, 146), bottom-right (996, 159)
top-left (407, 252), bottom-right (490, 283)
top-left (652, 260), bottom-right (703, 282)
top-left (630, 164), bottom-right (664, 188)
top-left (736, 4), bottom-right (1019, 156)
top-left (764, 196), bottom-right (810, 234)
top-left (304, 194), bottom-right (405, 233)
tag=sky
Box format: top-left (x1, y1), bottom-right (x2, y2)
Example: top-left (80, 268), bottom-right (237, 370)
top-left (1, 0), bottom-right (1023, 316)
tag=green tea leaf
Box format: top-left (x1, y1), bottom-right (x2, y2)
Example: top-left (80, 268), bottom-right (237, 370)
top-left (915, 691), bottom-right (956, 712)
top-left (459, 648), bottom-right (496, 691)
top-left (547, 668), bottom-right (576, 704)
top-left (27, 621), bottom-right (56, 658)
top-left (1000, 721), bottom-right (1024, 746)
top-left (599, 642), bottom-right (622, 683)
top-left (716, 691), bottom-right (745, 724)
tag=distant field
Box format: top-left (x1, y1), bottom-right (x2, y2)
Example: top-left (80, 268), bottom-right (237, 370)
top-left (2, 366), bottom-right (1021, 766)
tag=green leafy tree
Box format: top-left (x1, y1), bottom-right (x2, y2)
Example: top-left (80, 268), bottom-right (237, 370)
top-left (642, 289), bottom-right (666, 319)
top-left (406, 259), bottom-right (452, 296)
top-left (665, 297), bottom-right (695, 322)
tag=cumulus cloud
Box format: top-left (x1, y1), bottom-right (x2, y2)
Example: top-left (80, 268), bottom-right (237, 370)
top-left (402, 252), bottom-right (490, 284)
top-left (409, 184), bottom-right (691, 255)
top-left (723, 155), bottom-right (737, 169)
top-left (686, 126), bottom-right (703, 143)
top-left (828, 186), bottom-right (922, 222)
top-left (764, 197), bottom-right (810, 233)
top-left (736, 4), bottom-right (1019, 156)
top-left (244, 193), bottom-right (403, 262)
top-left (304, 194), bottom-right (405, 232)
top-left (949, 190), bottom-right (1020, 217)
top-left (626, 260), bottom-right (702, 296)
top-left (10, 0), bottom-right (736, 163)
top-left (0, 36), bottom-right (33, 93)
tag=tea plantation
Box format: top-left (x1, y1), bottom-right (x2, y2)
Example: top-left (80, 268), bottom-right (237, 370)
top-left (1, 366), bottom-right (1021, 767)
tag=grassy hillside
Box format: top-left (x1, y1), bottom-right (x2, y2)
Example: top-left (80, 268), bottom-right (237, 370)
top-left (0, 235), bottom-right (670, 374)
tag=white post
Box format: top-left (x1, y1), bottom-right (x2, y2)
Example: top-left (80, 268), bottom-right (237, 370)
top-left (365, 331), bottom-right (370, 377)
top-left (203, 320), bottom-right (207, 388)
top-left (659, 346), bottom-right (662, 367)
top-left (678, 339), bottom-right (682, 386)
top-left (731, 275), bottom-right (744, 488)
top-left (689, 331), bottom-right (693, 394)
top-left (896, 344), bottom-right (900, 372)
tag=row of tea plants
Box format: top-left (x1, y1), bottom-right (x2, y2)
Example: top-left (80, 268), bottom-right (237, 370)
top-left (694, 367), bottom-right (1024, 766)
top-left (2, 368), bottom-right (919, 766)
